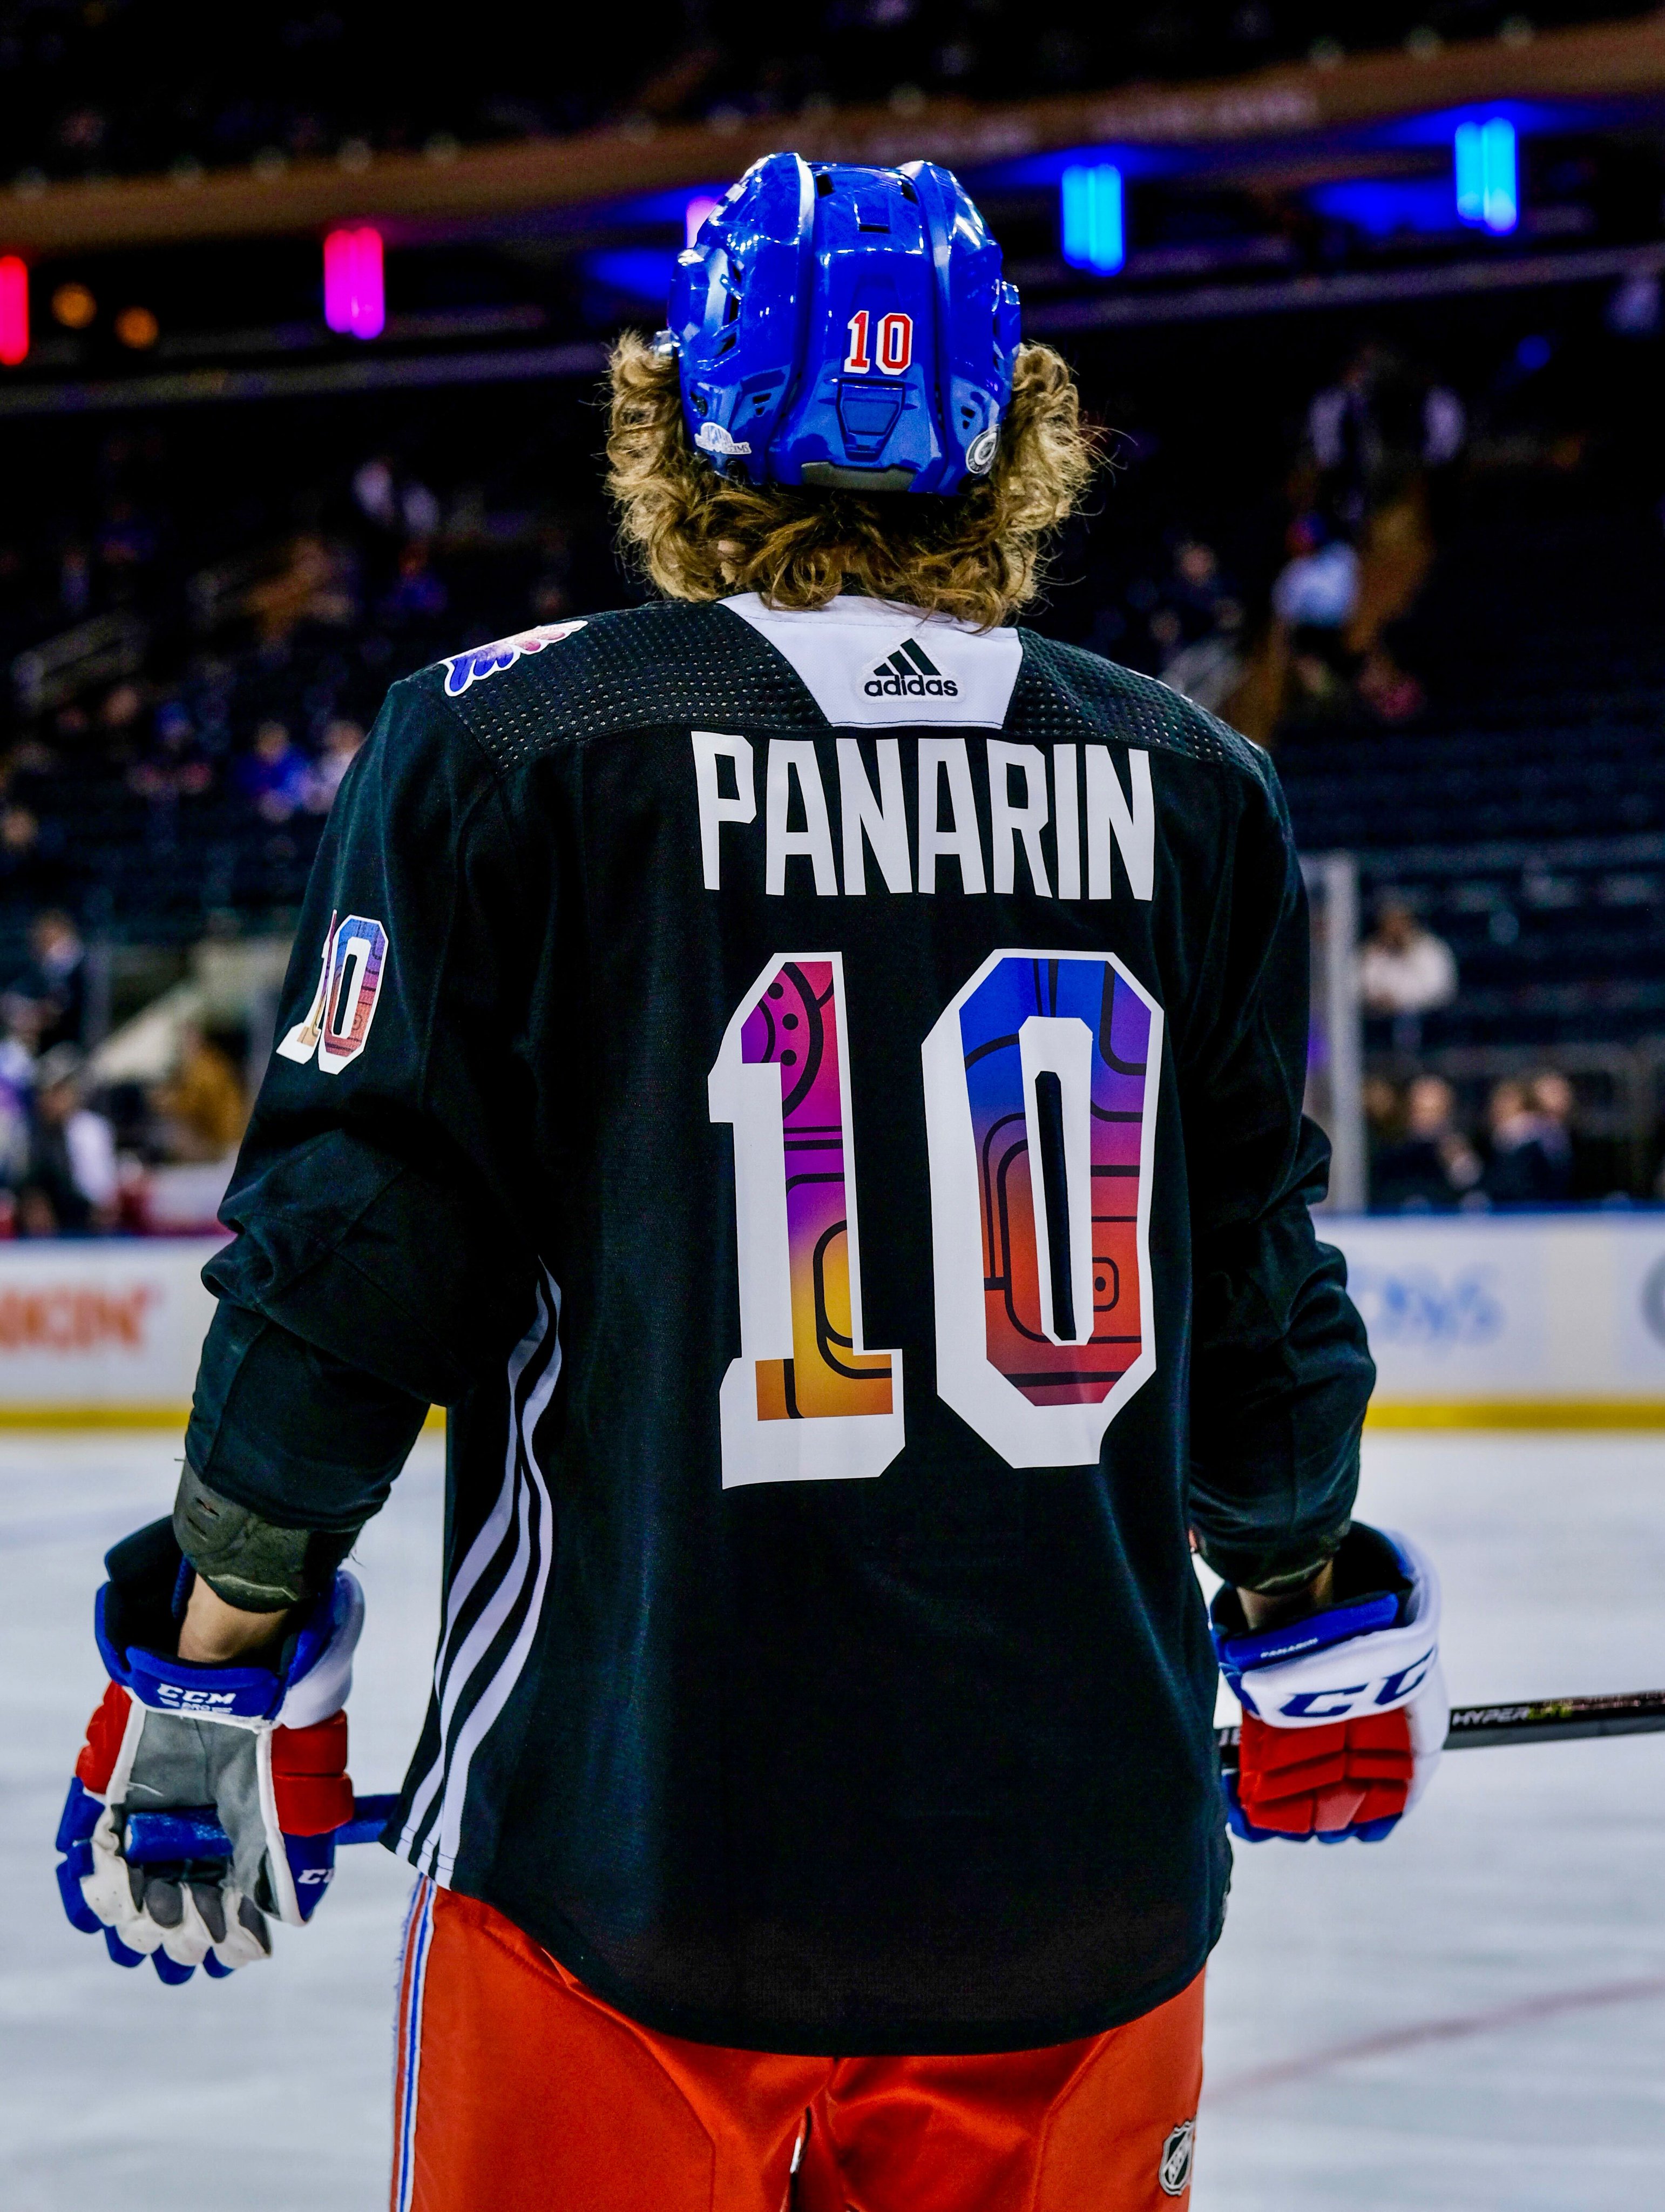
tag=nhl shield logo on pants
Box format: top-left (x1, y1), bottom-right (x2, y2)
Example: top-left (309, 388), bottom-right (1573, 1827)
top-left (1159, 2117), bottom-right (1195, 2195)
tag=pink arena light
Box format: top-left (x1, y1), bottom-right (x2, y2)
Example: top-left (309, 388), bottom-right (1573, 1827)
top-left (323, 226), bottom-right (385, 340)
top-left (0, 257), bottom-right (28, 367)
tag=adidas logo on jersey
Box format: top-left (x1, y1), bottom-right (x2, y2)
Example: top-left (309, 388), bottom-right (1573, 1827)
top-left (864, 639), bottom-right (959, 698)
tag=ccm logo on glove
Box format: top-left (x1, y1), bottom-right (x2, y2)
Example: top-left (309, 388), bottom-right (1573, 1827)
top-left (1270, 1650), bottom-right (1437, 1724)
top-left (55, 1515), bottom-right (363, 1985)
top-left (1213, 1525), bottom-right (1447, 1845)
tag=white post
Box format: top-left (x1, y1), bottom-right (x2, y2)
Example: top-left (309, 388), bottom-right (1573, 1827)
top-left (1301, 852), bottom-right (1365, 1214)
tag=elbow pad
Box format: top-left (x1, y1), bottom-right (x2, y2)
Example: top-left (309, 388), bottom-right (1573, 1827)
top-left (173, 1461), bottom-right (362, 1612)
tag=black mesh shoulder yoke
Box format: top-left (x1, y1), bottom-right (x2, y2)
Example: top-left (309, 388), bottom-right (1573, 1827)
top-left (416, 600), bottom-right (1271, 788)
top-left (423, 601), bottom-right (827, 774)
top-left (1009, 628), bottom-right (1272, 786)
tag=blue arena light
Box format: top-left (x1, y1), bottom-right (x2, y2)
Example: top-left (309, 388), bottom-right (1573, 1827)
top-left (1454, 117), bottom-right (1518, 234)
top-left (1060, 163), bottom-right (1125, 275)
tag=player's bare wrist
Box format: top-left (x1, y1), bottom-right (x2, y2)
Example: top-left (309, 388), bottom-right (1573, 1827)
top-left (177, 1576), bottom-right (292, 1667)
top-left (1236, 1557), bottom-right (1336, 1633)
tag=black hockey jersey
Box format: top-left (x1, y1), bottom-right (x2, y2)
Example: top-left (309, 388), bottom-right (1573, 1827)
top-left (185, 595), bottom-right (1373, 2053)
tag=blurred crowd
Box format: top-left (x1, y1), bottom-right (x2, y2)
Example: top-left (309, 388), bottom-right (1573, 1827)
top-left (0, 908), bottom-right (249, 1237)
top-left (0, 409), bottom-right (629, 939)
top-left (0, 297), bottom-right (1653, 1229)
top-left (0, 400), bottom-right (629, 1237)
top-left (1145, 342), bottom-right (1467, 741)
top-left (1366, 1066), bottom-right (1580, 1212)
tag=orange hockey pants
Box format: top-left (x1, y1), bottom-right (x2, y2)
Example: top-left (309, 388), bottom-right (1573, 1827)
top-left (391, 1878), bottom-right (1204, 2211)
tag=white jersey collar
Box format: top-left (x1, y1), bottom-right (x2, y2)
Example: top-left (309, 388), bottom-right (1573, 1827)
top-left (719, 592), bottom-right (1021, 730)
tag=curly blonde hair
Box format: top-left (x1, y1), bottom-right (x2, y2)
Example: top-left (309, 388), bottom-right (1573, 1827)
top-left (605, 333), bottom-right (1099, 629)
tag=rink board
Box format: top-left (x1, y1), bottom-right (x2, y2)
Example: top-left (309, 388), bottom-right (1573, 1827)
top-left (0, 1220), bottom-right (1659, 1426)
top-left (1326, 1215), bottom-right (1665, 1426)
top-left (0, 1237), bottom-right (422, 1427)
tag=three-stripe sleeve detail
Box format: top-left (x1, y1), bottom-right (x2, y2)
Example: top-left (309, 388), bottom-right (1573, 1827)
top-left (397, 1270), bottom-right (562, 1881)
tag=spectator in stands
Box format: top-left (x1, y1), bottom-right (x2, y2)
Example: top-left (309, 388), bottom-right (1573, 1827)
top-left (151, 1022), bottom-right (247, 1163)
top-left (94, 498), bottom-right (159, 592)
top-left (58, 543), bottom-right (92, 621)
top-left (1482, 1076), bottom-right (1573, 1206)
top-left (1270, 511), bottom-right (1359, 712)
top-left (99, 681), bottom-right (146, 741)
top-left (0, 1013), bottom-right (33, 1189)
top-left (237, 719), bottom-right (309, 824)
top-left (21, 1044), bottom-right (117, 1235)
top-left (10, 911), bottom-right (87, 1053)
top-left (1160, 538), bottom-right (1236, 642)
top-left (1371, 1075), bottom-right (1483, 1212)
top-left (304, 717), bottom-right (366, 813)
top-left (353, 457), bottom-right (442, 541)
top-left (16, 1188), bottom-right (58, 1238)
top-left (244, 535), bottom-right (357, 645)
top-left (1528, 1069), bottom-right (1576, 1192)
top-left (0, 805), bottom-right (66, 912)
top-left (379, 541), bottom-right (449, 624)
top-left (1359, 900), bottom-right (1457, 1051)
top-left (1152, 538), bottom-right (1247, 718)
top-left (1273, 514), bottom-right (1359, 629)
top-left (1308, 343), bottom-right (1465, 535)
top-left (1304, 343), bottom-right (1462, 725)
top-left (128, 699), bottom-right (215, 830)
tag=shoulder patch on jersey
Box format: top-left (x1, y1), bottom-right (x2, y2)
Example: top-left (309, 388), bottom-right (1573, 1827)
top-left (1011, 630), bottom-right (1268, 785)
top-left (435, 601), bottom-right (824, 773)
top-left (441, 621), bottom-right (587, 697)
top-left (275, 912), bottom-right (388, 1075)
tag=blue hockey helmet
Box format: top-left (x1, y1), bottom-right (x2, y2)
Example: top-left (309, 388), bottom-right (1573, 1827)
top-left (661, 152), bottom-right (1021, 496)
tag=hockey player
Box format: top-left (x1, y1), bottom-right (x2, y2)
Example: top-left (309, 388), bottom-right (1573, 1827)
top-left (57, 155), bottom-right (1445, 2210)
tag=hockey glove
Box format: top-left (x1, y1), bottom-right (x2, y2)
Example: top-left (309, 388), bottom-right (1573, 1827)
top-left (55, 1516), bottom-right (362, 1983)
top-left (1210, 1524), bottom-right (1446, 1845)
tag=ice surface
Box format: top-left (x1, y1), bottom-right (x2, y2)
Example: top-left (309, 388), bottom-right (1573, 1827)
top-left (1197, 1435), bottom-right (1665, 2210)
top-left (2, 1431), bottom-right (1662, 2209)
top-left (1, 1434), bottom-right (444, 2212)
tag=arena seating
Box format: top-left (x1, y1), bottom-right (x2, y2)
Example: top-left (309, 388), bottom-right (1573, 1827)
top-left (1278, 503), bottom-right (1665, 1047)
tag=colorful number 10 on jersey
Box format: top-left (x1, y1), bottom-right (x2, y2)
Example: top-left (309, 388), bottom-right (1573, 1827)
top-left (924, 953), bottom-right (1162, 1469)
top-left (709, 948), bottom-right (1162, 1486)
top-left (708, 955), bottom-right (905, 1488)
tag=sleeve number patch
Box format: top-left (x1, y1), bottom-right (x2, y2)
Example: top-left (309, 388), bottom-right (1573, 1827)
top-left (276, 912), bottom-right (389, 1075)
top-left (709, 947), bottom-right (1161, 1486)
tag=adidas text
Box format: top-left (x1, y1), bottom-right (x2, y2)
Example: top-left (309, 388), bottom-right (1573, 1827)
top-left (865, 640), bottom-right (958, 698)
top-left (864, 670), bottom-right (958, 698)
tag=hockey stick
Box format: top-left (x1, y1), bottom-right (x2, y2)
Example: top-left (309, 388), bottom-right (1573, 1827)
top-left (1215, 1689), bottom-right (1665, 1773)
top-left (123, 1694), bottom-right (1665, 1864)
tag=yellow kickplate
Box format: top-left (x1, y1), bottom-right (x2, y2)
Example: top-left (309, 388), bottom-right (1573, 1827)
top-left (1367, 1400), bottom-right (1665, 1431)
top-left (0, 1401), bottom-right (1652, 1435)
top-left (0, 1404), bottom-right (447, 1431)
